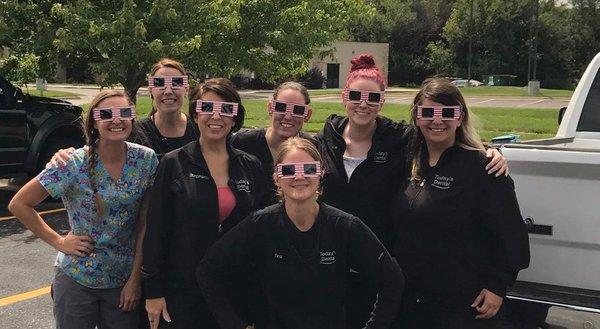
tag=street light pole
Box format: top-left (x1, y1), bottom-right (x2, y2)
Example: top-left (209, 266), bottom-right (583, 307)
top-left (467, 0), bottom-right (473, 86)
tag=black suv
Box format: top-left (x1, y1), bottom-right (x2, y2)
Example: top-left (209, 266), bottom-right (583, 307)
top-left (0, 75), bottom-right (85, 178)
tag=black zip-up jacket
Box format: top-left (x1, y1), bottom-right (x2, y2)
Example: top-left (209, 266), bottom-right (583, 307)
top-left (231, 128), bottom-right (315, 204)
top-left (196, 202), bottom-right (404, 329)
top-left (142, 141), bottom-right (268, 298)
top-left (391, 146), bottom-right (530, 303)
top-left (315, 114), bottom-right (411, 249)
top-left (132, 116), bottom-right (199, 160)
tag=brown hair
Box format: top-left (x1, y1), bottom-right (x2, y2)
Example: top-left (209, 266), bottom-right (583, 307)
top-left (409, 77), bottom-right (484, 181)
top-left (188, 78), bottom-right (245, 133)
top-left (149, 58), bottom-right (188, 115)
top-left (273, 137), bottom-right (323, 201)
top-left (273, 81), bottom-right (311, 105)
top-left (85, 90), bottom-right (134, 218)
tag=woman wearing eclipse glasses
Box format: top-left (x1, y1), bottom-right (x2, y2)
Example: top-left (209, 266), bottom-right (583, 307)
top-left (48, 58), bottom-right (198, 167)
top-left (8, 90), bottom-right (158, 328)
top-left (315, 54), bottom-right (510, 329)
top-left (231, 81), bottom-right (314, 203)
top-left (197, 137), bottom-right (404, 329)
top-left (390, 78), bottom-right (530, 328)
top-left (142, 78), bottom-right (268, 329)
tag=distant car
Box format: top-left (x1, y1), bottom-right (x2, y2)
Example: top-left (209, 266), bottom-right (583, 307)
top-left (0, 74), bottom-right (85, 178)
top-left (451, 79), bottom-right (484, 87)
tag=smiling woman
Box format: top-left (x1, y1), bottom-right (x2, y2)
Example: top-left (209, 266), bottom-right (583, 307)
top-left (7, 90), bottom-right (158, 328)
top-left (196, 136), bottom-right (404, 329)
top-left (141, 78), bottom-right (268, 329)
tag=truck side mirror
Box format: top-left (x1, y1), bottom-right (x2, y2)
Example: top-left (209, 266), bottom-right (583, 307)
top-left (558, 107), bottom-right (566, 125)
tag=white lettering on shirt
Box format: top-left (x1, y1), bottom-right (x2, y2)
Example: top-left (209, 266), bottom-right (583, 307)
top-left (431, 174), bottom-right (454, 190)
top-left (320, 250), bottom-right (336, 265)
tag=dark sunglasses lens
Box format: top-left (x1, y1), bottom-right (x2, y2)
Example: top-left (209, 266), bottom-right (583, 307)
top-left (292, 105), bottom-right (306, 116)
top-left (99, 109), bottom-right (113, 120)
top-left (368, 92), bottom-right (381, 103)
top-left (201, 102), bottom-right (214, 112)
top-left (221, 104), bottom-right (234, 114)
top-left (348, 90), bottom-right (362, 101)
top-left (172, 77), bottom-right (184, 87)
top-left (120, 107), bottom-right (132, 118)
top-left (274, 102), bottom-right (287, 112)
top-left (304, 163), bottom-right (317, 175)
top-left (153, 77), bottom-right (165, 87)
top-left (281, 165), bottom-right (296, 176)
top-left (421, 107), bottom-right (434, 118)
top-left (442, 108), bottom-right (456, 118)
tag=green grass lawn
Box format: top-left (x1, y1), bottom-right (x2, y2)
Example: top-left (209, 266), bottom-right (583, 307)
top-left (309, 86), bottom-right (573, 98)
top-left (84, 96), bottom-right (559, 142)
top-left (24, 89), bottom-right (82, 98)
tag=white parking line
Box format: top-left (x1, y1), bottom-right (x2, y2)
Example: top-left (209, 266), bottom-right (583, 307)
top-left (517, 99), bottom-right (545, 107)
top-left (469, 99), bottom-right (495, 105)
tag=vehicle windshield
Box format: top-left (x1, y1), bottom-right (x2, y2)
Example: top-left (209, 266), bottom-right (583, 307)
top-left (578, 68), bottom-right (600, 132)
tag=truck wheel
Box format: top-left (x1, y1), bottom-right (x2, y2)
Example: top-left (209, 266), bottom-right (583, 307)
top-left (36, 138), bottom-right (83, 174)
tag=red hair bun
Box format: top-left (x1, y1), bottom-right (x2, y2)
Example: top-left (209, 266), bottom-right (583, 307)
top-left (350, 54), bottom-right (377, 72)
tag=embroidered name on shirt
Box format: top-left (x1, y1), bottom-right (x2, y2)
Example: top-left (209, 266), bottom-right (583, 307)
top-left (320, 251), bottom-right (336, 264)
top-left (373, 151), bottom-right (388, 163)
top-left (235, 179), bottom-right (251, 193)
top-left (274, 252), bottom-right (284, 260)
top-left (431, 174), bottom-right (454, 189)
top-left (189, 173), bottom-right (210, 180)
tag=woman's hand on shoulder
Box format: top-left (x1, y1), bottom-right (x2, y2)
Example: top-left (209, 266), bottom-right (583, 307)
top-left (46, 147), bottom-right (76, 168)
top-left (485, 148), bottom-right (508, 177)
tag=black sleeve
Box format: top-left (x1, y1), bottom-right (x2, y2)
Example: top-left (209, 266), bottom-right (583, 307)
top-left (141, 156), bottom-right (174, 298)
top-left (347, 218), bottom-right (405, 329)
top-left (196, 216), bottom-right (258, 329)
top-left (477, 169), bottom-right (531, 297)
top-left (250, 157), bottom-right (271, 210)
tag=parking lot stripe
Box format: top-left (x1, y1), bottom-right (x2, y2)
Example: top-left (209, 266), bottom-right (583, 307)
top-left (0, 286), bottom-right (51, 307)
top-left (0, 208), bottom-right (66, 222)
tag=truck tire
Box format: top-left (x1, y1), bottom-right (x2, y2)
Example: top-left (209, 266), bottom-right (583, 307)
top-left (35, 137), bottom-right (84, 175)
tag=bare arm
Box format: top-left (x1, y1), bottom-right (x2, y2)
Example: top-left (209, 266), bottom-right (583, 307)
top-left (8, 178), bottom-right (92, 256)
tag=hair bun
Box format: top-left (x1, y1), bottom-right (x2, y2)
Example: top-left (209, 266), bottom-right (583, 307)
top-left (350, 54), bottom-right (377, 72)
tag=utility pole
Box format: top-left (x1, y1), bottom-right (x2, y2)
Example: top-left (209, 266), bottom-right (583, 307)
top-left (528, 0), bottom-right (540, 95)
top-left (467, 0), bottom-right (474, 86)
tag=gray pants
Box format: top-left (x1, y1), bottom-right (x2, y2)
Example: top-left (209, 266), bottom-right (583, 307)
top-left (51, 268), bottom-right (139, 329)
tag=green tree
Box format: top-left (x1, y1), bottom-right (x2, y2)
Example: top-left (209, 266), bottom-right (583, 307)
top-left (0, 54), bottom-right (40, 90)
top-left (2, 0), bottom-right (372, 102)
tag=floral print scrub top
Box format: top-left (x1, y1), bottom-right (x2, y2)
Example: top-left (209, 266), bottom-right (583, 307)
top-left (37, 142), bottom-right (158, 289)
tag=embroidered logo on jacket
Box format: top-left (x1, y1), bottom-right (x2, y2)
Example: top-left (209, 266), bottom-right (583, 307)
top-left (274, 252), bottom-right (284, 260)
top-left (431, 174), bottom-right (454, 189)
top-left (234, 179), bottom-right (251, 193)
top-left (189, 173), bottom-right (210, 180)
top-left (373, 151), bottom-right (389, 163)
top-left (320, 251), bottom-right (336, 264)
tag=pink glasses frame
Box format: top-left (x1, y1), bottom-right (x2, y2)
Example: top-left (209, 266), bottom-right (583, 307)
top-left (276, 161), bottom-right (322, 179)
top-left (416, 105), bottom-right (462, 120)
top-left (195, 101), bottom-right (239, 117)
top-left (92, 106), bottom-right (137, 121)
top-left (342, 88), bottom-right (385, 105)
top-left (148, 76), bottom-right (189, 89)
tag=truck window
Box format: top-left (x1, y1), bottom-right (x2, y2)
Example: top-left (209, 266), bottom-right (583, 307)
top-left (578, 69), bottom-right (600, 132)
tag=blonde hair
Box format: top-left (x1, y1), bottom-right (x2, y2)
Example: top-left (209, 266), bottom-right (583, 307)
top-left (274, 137), bottom-right (323, 201)
top-left (409, 77), bottom-right (484, 181)
top-left (85, 90), bottom-right (133, 218)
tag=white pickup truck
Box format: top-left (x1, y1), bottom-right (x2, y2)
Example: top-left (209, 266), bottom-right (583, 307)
top-left (500, 53), bottom-right (600, 328)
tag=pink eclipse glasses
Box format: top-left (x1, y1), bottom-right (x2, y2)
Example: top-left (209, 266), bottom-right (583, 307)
top-left (276, 162), bottom-right (322, 179)
top-left (148, 76), bottom-right (189, 89)
top-left (416, 105), bottom-right (462, 120)
top-left (92, 106), bottom-right (136, 121)
top-left (269, 100), bottom-right (310, 118)
top-left (343, 88), bottom-right (385, 106)
top-left (195, 100), bottom-right (239, 117)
